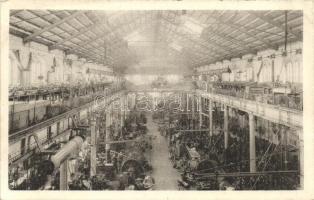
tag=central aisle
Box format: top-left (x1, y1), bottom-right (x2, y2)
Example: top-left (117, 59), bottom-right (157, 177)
top-left (146, 114), bottom-right (181, 190)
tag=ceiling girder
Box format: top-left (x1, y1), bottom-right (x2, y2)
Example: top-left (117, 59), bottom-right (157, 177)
top-left (209, 15), bottom-right (278, 50)
top-left (23, 11), bottom-right (85, 43)
top-left (202, 28), bottom-right (258, 54)
top-left (161, 16), bottom-right (229, 58)
top-left (73, 14), bottom-right (147, 51)
top-left (249, 11), bottom-right (302, 40)
top-left (48, 21), bottom-right (103, 50)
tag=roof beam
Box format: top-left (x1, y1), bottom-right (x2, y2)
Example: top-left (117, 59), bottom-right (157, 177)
top-left (10, 10), bottom-right (22, 16)
top-left (202, 37), bottom-right (235, 55)
top-left (77, 37), bottom-right (127, 59)
top-left (10, 24), bottom-right (57, 46)
top-left (76, 15), bottom-right (147, 49)
top-left (209, 15), bottom-right (278, 50)
top-left (23, 11), bottom-right (85, 43)
top-left (48, 11), bottom-right (128, 50)
top-left (81, 40), bottom-right (128, 64)
top-left (163, 13), bottom-right (234, 56)
top-left (63, 15), bottom-right (147, 60)
top-left (161, 17), bottom-right (227, 57)
top-left (203, 28), bottom-right (258, 54)
top-left (174, 31), bottom-right (222, 58)
top-left (48, 21), bottom-right (103, 50)
top-left (248, 11), bottom-right (302, 40)
top-left (64, 40), bottom-right (106, 62)
top-left (53, 33), bottom-right (105, 59)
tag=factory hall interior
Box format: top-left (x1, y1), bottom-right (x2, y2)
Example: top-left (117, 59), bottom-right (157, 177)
top-left (8, 10), bottom-right (303, 191)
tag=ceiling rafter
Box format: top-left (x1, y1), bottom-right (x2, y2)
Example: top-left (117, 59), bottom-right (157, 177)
top-left (73, 14), bottom-right (147, 52)
top-left (63, 31), bottom-right (114, 58)
top-left (64, 36), bottom-right (108, 63)
top-left (12, 14), bottom-right (58, 38)
top-left (76, 34), bottom-right (126, 59)
top-left (209, 15), bottom-right (278, 50)
top-left (23, 10), bottom-right (85, 43)
top-left (164, 30), bottom-right (205, 58)
top-left (9, 10), bottom-right (303, 73)
top-left (79, 26), bottom-right (142, 61)
top-left (26, 10), bottom-right (82, 44)
top-left (48, 21), bottom-right (103, 50)
top-left (46, 10), bottom-right (84, 36)
top-left (80, 37), bottom-right (132, 65)
top-left (63, 10), bottom-right (88, 29)
top-left (172, 29), bottom-right (222, 58)
top-left (193, 12), bottom-right (258, 54)
top-left (248, 11), bottom-right (302, 40)
top-left (202, 37), bottom-right (235, 55)
top-left (161, 17), bottom-right (223, 58)
top-left (10, 10), bottom-right (22, 16)
top-left (10, 23), bottom-right (58, 46)
top-left (47, 11), bottom-right (127, 51)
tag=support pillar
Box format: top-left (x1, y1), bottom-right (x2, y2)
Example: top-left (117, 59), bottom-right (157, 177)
top-left (124, 94), bottom-right (129, 116)
top-left (224, 105), bottom-right (229, 149)
top-left (124, 96), bottom-right (127, 121)
top-left (298, 128), bottom-right (304, 189)
top-left (109, 106), bottom-right (113, 125)
top-left (120, 96), bottom-right (125, 127)
top-left (199, 96), bottom-right (202, 128)
top-left (192, 95), bottom-right (195, 117)
top-left (192, 95), bottom-right (196, 129)
top-left (249, 113), bottom-right (256, 172)
top-left (185, 93), bottom-right (188, 112)
top-left (105, 111), bottom-right (111, 162)
top-left (186, 94), bottom-right (190, 127)
top-left (131, 93), bottom-right (136, 110)
top-left (209, 99), bottom-right (213, 137)
top-left (90, 119), bottom-right (97, 176)
top-left (59, 158), bottom-right (68, 190)
top-left (283, 127), bottom-right (288, 170)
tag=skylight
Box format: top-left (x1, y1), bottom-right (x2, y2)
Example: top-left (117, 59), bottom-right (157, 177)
top-left (123, 31), bottom-right (149, 46)
top-left (182, 17), bottom-right (205, 36)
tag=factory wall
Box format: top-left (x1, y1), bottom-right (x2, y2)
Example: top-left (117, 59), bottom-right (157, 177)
top-left (9, 34), bottom-right (114, 88)
top-left (197, 41), bottom-right (303, 84)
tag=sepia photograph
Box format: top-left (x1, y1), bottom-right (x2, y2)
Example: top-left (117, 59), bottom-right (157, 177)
top-left (1, 0), bottom-right (314, 199)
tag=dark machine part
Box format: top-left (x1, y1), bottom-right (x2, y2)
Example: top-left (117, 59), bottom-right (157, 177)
top-left (121, 159), bottom-right (145, 177)
top-left (29, 136), bottom-right (85, 189)
top-left (38, 160), bottom-right (55, 176)
top-left (37, 136), bottom-right (84, 171)
top-left (196, 160), bottom-right (219, 173)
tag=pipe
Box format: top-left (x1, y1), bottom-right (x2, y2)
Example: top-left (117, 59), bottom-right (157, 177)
top-left (35, 135), bottom-right (84, 189)
top-left (50, 136), bottom-right (84, 169)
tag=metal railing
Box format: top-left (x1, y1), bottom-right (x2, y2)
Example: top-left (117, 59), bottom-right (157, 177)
top-left (197, 90), bottom-right (302, 129)
top-left (196, 81), bottom-right (302, 111)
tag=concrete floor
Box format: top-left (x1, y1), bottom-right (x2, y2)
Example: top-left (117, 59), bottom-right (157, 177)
top-left (146, 114), bottom-right (181, 190)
